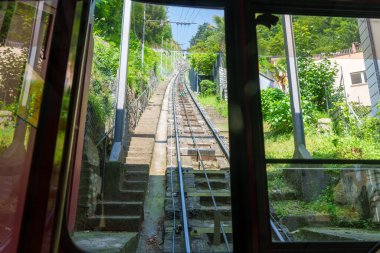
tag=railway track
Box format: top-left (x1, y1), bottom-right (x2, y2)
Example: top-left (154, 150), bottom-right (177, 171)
top-left (164, 69), bottom-right (290, 252)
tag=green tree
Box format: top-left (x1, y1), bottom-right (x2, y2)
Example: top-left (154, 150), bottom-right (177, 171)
top-left (190, 23), bottom-right (214, 47)
top-left (188, 15), bottom-right (225, 76)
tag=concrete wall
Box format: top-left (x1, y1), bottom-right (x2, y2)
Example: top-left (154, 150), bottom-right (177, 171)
top-left (330, 52), bottom-right (371, 106)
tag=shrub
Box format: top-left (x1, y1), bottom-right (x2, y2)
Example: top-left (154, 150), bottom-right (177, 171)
top-left (261, 88), bottom-right (317, 134)
top-left (298, 56), bottom-right (340, 112)
top-left (200, 79), bottom-right (216, 96)
top-left (261, 88), bottom-right (294, 134)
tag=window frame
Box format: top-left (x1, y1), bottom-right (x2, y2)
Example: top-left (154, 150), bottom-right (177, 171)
top-left (248, 2), bottom-right (380, 253)
top-left (4, 0), bottom-right (379, 252)
top-left (350, 71), bottom-right (367, 86)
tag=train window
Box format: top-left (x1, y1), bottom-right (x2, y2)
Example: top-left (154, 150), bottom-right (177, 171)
top-left (257, 14), bottom-right (380, 244)
top-left (67, 2), bottom-right (232, 252)
top-left (0, 1), bottom-right (55, 251)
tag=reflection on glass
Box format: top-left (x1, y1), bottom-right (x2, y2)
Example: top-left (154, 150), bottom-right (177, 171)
top-left (0, 1), bottom-right (54, 251)
top-left (268, 163), bottom-right (380, 242)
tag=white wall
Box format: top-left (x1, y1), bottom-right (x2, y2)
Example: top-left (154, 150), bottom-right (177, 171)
top-left (330, 52), bottom-right (371, 106)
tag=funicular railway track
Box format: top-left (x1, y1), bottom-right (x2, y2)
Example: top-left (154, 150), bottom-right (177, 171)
top-left (164, 69), bottom-right (290, 252)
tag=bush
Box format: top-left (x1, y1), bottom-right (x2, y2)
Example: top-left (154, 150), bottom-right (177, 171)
top-left (298, 57), bottom-right (340, 112)
top-left (200, 80), bottom-right (216, 96)
top-left (261, 88), bottom-right (317, 134)
top-left (261, 88), bottom-right (292, 134)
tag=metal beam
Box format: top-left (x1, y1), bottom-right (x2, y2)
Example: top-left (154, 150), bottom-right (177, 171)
top-left (282, 15), bottom-right (310, 159)
top-left (110, 0), bottom-right (132, 161)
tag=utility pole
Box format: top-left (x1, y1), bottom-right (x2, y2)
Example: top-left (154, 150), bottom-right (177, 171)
top-left (110, 0), bottom-right (132, 161)
top-left (141, 3), bottom-right (146, 68)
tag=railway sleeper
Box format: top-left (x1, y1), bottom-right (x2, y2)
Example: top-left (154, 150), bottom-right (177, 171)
top-left (186, 147), bottom-right (216, 157)
top-left (164, 220), bottom-right (233, 250)
top-left (164, 200), bottom-right (232, 220)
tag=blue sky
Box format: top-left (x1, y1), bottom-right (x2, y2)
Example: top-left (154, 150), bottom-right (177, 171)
top-left (167, 6), bottom-right (224, 50)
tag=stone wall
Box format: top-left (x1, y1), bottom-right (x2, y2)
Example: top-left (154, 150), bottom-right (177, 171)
top-left (75, 135), bottom-right (102, 230)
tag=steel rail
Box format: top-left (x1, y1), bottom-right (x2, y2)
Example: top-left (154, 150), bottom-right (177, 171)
top-left (184, 81), bottom-right (230, 161)
top-left (178, 77), bottom-right (231, 252)
top-left (172, 72), bottom-right (191, 253)
top-left (183, 70), bottom-right (291, 243)
top-left (270, 213), bottom-right (291, 242)
top-left (169, 80), bottom-right (176, 253)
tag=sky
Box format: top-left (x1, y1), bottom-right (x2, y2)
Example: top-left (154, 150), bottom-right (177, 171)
top-left (167, 6), bottom-right (224, 50)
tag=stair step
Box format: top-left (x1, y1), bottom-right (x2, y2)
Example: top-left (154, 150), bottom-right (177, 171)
top-left (95, 201), bottom-right (143, 216)
top-left (125, 157), bottom-right (151, 164)
top-left (124, 172), bottom-right (149, 181)
top-left (87, 215), bottom-right (142, 232)
top-left (124, 164), bottom-right (150, 173)
top-left (104, 190), bottom-right (145, 202)
top-left (121, 180), bottom-right (147, 190)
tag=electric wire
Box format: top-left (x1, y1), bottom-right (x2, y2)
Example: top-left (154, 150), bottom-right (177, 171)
top-left (187, 8), bottom-right (196, 23)
top-left (191, 9), bottom-right (201, 24)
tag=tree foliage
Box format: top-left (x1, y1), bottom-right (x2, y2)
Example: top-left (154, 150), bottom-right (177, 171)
top-left (257, 15), bottom-right (360, 57)
top-left (89, 1), bottom-right (174, 136)
top-left (188, 16), bottom-right (225, 76)
top-left (94, 1), bottom-right (172, 47)
top-left (190, 23), bottom-right (214, 47)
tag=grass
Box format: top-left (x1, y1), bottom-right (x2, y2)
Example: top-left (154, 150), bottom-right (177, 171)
top-left (196, 95), bottom-right (228, 118)
top-left (264, 123), bottom-right (380, 159)
top-left (0, 123), bottom-right (15, 153)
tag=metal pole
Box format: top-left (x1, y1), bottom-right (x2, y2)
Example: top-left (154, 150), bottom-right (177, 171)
top-left (165, 40), bottom-right (168, 76)
top-left (141, 3), bottom-right (146, 68)
top-left (160, 36), bottom-right (163, 76)
top-left (282, 15), bottom-right (310, 159)
top-left (110, 0), bottom-right (132, 161)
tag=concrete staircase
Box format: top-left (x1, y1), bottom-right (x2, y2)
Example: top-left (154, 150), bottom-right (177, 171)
top-left (85, 81), bottom-right (168, 233)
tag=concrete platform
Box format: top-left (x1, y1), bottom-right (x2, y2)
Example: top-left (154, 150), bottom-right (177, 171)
top-left (72, 231), bottom-right (138, 253)
top-left (298, 227), bottom-right (380, 241)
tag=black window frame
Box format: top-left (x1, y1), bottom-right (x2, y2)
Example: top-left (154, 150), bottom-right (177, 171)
top-left (248, 1), bottom-right (380, 253)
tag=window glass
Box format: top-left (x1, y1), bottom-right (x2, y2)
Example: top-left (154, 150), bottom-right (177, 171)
top-left (350, 72), bottom-right (364, 84)
top-left (69, 2), bottom-right (232, 252)
top-left (0, 1), bottom-right (55, 251)
top-left (257, 14), bottom-right (380, 243)
top-left (258, 15), bottom-right (377, 160)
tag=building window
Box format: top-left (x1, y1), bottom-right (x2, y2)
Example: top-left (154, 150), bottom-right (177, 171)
top-left (350, 71), bottom-right (367, 85)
